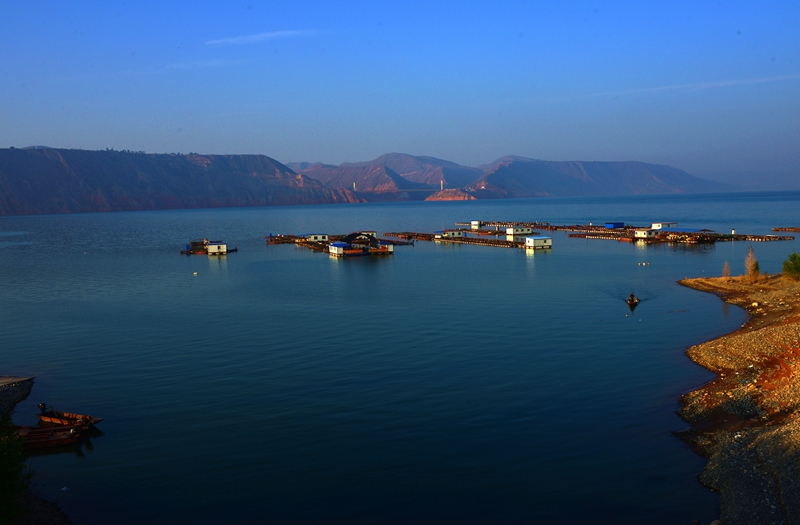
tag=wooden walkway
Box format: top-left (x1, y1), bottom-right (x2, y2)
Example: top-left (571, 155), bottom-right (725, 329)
top-left (384, 232), bottom-right (526, 248)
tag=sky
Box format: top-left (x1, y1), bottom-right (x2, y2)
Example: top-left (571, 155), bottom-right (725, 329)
top-left (1, 1), bottom-right (799, 180)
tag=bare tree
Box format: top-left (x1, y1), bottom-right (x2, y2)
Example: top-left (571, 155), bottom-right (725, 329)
top-left (722, 261), bottom-right (730, 278)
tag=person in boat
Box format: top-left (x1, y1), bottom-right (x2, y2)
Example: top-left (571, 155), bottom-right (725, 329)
top-left (629, 292), bottom-right (638, 304)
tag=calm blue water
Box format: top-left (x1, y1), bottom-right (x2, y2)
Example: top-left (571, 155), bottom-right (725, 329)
top-left (2, 192), bottom-right (799, 524)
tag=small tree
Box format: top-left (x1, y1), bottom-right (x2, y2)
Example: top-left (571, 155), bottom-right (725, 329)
top-left (0, 414), bottom-right (31, 524)
top-left (745, 246), bottom-right (760, 282)
top-left (722, 261), bottom-right (730, 278)
top-left (784, 251), bottom-right (800, 280)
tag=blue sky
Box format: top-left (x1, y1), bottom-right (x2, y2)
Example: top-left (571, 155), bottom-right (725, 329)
top-left (1, 1), bottom-right (798, 179)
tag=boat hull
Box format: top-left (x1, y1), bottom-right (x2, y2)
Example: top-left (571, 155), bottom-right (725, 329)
top-left (17, 425), bottom-right (83, 450)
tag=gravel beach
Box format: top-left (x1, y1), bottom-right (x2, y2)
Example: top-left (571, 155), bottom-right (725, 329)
top-left (679, 274), bottom-right (800, 525)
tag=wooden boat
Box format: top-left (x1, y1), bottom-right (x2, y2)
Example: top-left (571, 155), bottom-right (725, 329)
top-left (17, 425), bottom-right (83, 450)
top-left (37, 404), bottom-right (103, 426)
top-left (627, 295), bottom-right (640, 311)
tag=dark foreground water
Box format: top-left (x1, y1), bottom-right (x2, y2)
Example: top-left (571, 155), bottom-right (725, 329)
top-left (2, 192), bottom-right (799, 524)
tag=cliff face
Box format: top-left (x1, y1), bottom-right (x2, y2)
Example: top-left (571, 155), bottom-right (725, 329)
top-left (0, 149), bottom-right (363, 216)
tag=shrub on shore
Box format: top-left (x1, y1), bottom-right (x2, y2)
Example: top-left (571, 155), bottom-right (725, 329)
top-left (745, 246), bottom-right (760, 282)
top-left (0, 414), bottom-right (31, 524)
top-left (784, 252), bottom-right (800, 280)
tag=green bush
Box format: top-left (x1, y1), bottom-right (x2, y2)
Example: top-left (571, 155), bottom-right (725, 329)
top-left (0, 414), bottom-right (30, 524)
top-left (784, 252), bottom-right (800, 280)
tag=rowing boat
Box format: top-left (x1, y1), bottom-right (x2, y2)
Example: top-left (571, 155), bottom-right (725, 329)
top-left (37, 404), bottom-right (103, 426)
top-left (17, 425), bottom-right (83, 450)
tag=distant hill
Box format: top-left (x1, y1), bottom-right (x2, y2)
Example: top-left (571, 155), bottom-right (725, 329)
top-left (0, 148), bottom-right (362, 216)
top-left (342, 153), bottom-right (484, 188)
top-left (468, 158), bottom-right (729, 198)
top-left (0, 148), bottom-right (735, 216)
top-left (292, 162), bottom-right (430, 193)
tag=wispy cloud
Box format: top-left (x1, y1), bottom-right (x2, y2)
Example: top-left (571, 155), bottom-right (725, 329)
top-left (206, 30), bottom-right (314, 46)
top-left (584, 74), bottom-right (800, 99)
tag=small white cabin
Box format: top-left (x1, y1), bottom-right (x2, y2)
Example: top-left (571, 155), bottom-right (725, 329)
top-left (525, 236), bottom-right (552, 249)
top-left (651, 222), bottom-right (677, 230)
top-left (507, 226), bottom-right (533, 236)
top-left (306, 234), bottom-right (329, 242)
top-left (207, 242), bottom-right (227, 255)
top-left (634, 229), bottom-right (657, 239)
top-left (470, 220), bottom-right (482, 229)
top-left (443, 230), bottom-right (466, 238)
top-left (329, 242), bottom-right (347, 256)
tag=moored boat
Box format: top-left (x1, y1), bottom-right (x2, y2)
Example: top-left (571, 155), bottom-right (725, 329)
top-left (37, 404), bottom-right (103, 426)
top-left (17, 425), bottom-right (83, 450)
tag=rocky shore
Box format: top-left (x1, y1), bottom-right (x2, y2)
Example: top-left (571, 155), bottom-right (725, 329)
top-left (0, 378), bottom-right (74, 525)
top-left (678, 275), bottom-right (800, 525)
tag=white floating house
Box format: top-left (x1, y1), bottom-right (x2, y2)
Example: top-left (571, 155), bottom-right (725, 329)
top-left (651, 222), bottom-right (677, 230)
top-left (506, 226), bottom-right (533, 236)
top-left (434, 230), bottom-right (466, 239)
top-left (470, 220), bottom-right (482, 229)
top-left (634, 229), bottom-right (657, 240)
top-left (207, 241), bottom-right (228, 255)
top-left (329, 242), bottom-right (348, 256)
top-left (525, 236), bottom-right (552, 249)
top-left (306, 233), bottom-right (329, 242)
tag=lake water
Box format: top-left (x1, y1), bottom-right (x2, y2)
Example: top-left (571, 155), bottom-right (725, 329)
top-left (2, 192), bottom-right (799, 524)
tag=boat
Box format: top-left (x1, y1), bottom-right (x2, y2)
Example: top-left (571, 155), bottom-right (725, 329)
top-left (36, 404), bottom-right (103, 426)
top-left (17, 425), bottom-right (83, 450)
top-left (627, 294), bottom-right (640, 311)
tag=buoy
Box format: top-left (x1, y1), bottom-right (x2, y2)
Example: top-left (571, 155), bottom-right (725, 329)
top-left (193, 272), bottom-right (197, 276)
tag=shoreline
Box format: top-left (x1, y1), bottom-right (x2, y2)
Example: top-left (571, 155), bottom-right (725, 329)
top-left (0, 378), bottom-right (74, 525)
top-left (678, 274), bottom-right (800, 525)
top-left (4, 274), bottom-right (799, 524)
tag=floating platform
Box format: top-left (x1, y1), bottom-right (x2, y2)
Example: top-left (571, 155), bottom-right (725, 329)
top-left (181, 239), bottom-right (237, 255)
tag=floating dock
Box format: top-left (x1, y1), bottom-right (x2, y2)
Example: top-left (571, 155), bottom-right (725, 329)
top-left (267, 231), bottom-right (398, 257)
top-left (181, 238), bottom-right (237, 255)
top-left (266, 220), bottom-right (792, 257)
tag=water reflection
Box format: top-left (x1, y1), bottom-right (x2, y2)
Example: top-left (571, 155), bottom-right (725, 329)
top-left (207, 254), bottom-right (228, 274)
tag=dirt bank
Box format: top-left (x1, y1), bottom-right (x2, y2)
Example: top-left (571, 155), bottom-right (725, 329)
top-left (678, 274), bottom-right (800, 525)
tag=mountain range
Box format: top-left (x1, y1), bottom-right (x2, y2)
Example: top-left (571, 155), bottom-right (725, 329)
top-left (0, 147), bottom-right (733, 216)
